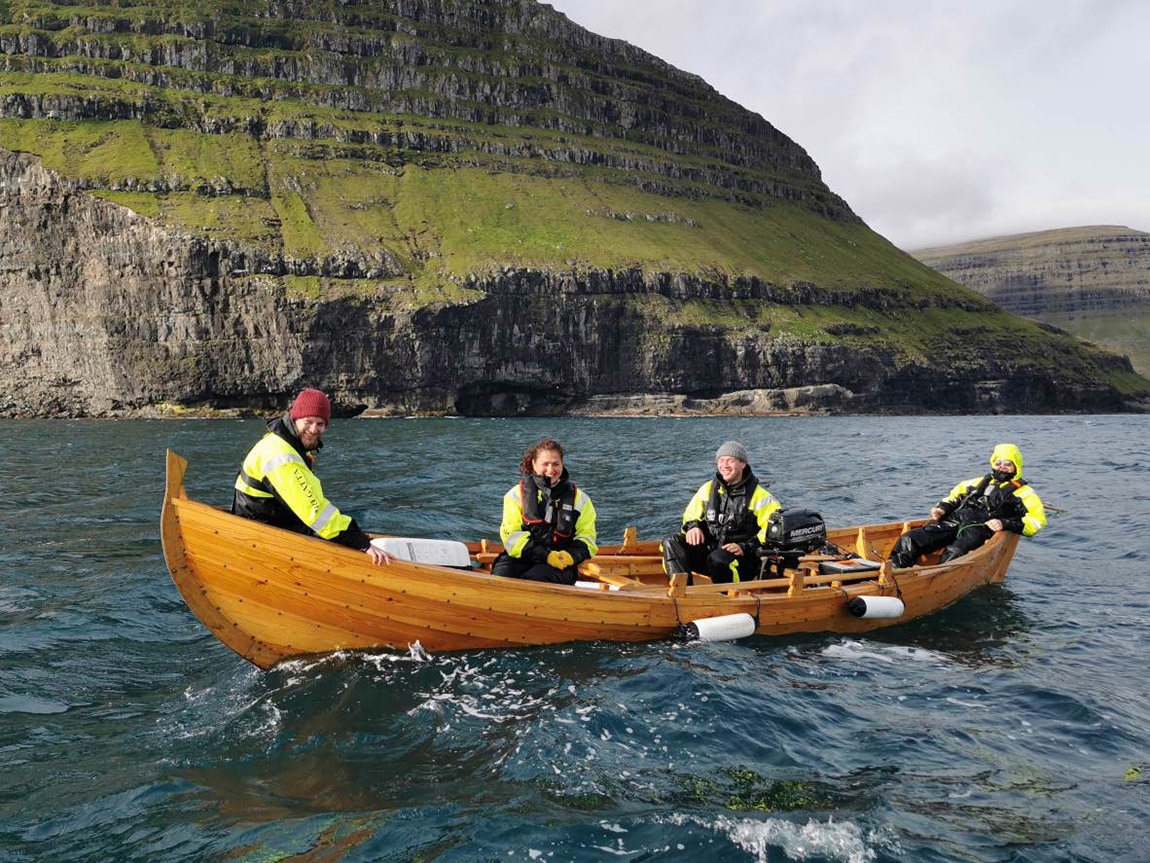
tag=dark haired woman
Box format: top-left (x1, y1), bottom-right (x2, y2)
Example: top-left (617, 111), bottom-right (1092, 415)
top-left (491, 438), bottom-right (598, 585)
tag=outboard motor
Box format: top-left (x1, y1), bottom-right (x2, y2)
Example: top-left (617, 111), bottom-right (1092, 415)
top-left (763, 508), bottom-right (826, 577)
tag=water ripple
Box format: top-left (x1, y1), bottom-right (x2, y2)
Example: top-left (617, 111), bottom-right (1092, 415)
top-left (3, 416), bottom-right (1150, 860)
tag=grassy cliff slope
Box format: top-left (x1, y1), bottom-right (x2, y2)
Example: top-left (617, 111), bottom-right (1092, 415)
top-left (0, 0), bottom-right (1145, 415)
top-left (915, 226), bottom-right (1150, 377)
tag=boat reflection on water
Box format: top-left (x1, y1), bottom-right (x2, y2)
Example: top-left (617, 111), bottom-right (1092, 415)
top-left (174, 641), bottom-right (652, 824)
top-left (863, 583), bottom-right (1034, 667)
top-left (750, 582), bottom-right (1034, 670)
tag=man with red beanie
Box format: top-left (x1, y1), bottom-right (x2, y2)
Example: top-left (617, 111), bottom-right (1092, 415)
top-left (232, 388), bottom-right (389, 564)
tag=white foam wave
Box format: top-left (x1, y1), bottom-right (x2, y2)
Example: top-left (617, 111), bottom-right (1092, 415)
top-left (944, 696), bottom-right (984, 708)
top-left (404, 653), bottom-right (559, 723)
top-left (720, 814), bottom-right (876, 863)
top-left (663, 812), bottom-right (894, 863)
top-left (590, 840), bottom-right (637, 856)
top-left (821, 639), bottom-right (948, 666)
top-left (161, 664), bottom-right (280, 744)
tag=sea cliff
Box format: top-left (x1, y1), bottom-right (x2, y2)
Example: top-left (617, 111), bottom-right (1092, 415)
top-left (914, 226), bottom-right (1150, 378)
top-left (1, 0), bottom-right (1144, 416)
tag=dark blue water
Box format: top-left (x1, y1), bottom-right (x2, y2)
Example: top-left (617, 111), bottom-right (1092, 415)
top-left (2, 416), bottom-right (1148, 861)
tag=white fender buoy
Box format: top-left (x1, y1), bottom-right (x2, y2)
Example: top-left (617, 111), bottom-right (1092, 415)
top-left (846, 595), bottom-right (905, 619)
top-left (684, 613), bottom-right (757, 642)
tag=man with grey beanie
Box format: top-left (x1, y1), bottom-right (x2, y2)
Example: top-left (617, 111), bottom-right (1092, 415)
top-left (661, 441), bottom-right (781, 584)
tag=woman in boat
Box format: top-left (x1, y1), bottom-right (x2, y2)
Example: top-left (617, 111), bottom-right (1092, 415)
top-left (889, 442), bottom-right (1046, 568)
top-left (491, 438), bottom-right (598, 585)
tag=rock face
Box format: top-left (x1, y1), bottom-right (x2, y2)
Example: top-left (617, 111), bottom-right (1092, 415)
top-left (3, 148), bottom-right (1139, 417)
top-left (915, 226), bottom-right (1150, 377)
top-left (0, 1), bottom-right (1145, 416)
top-left (0, 0), bottom-right (845, 213)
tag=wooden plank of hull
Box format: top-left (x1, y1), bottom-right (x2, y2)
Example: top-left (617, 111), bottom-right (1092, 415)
top-left (161, 450), bottom-right (1015, 668)
top-left (170, 496), bottom-right (682, 665)
top-left (163, 451), bottom-right (282, 667)
top-left (654, 533), bottom-right (1017, 636)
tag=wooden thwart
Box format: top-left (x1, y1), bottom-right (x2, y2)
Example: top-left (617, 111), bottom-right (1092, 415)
top-left (578, 561), bottom-right (647, 591)
top-left (475, 552), bottom-right (662, 568)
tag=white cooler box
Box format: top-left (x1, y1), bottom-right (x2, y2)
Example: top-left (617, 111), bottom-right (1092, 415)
top-left (370, 537), bottom-right (473, 568)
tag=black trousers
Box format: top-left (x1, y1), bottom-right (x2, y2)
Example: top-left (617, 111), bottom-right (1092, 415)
top-left (662, 535), bottom-right (763, 584)
top-left (490, 552), bottom-right (578, 585)
top-left (889, 520), bottom-right (994, 568)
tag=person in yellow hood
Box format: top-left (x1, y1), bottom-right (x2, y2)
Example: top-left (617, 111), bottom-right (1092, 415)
top-left (889, 443), bottom-right (1046, 568)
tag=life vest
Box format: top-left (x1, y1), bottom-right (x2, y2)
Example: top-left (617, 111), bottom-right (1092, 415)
top-left (705, 474), bottom-right (762, 544)
top-left (951, 473), bottom-right (1027, 521)
top-left (519, 476), bottom-right (579, 547)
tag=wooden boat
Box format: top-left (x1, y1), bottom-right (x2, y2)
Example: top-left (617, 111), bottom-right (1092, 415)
top-left (161, 450), bottom-right (1020, 669)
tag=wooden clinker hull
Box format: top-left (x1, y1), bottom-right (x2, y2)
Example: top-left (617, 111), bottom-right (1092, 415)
top-left (161, 450), bottom-right (1019, 669)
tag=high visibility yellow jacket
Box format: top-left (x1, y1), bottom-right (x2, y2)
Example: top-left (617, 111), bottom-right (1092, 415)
top-left (500, 472), bottom-right (598, 564)
top-left (937, 443), bottom-right (1046, 537)
top-left (680, 468), bottom-right (780, 555)
top-left (232, 416), bottom-right (371, 550)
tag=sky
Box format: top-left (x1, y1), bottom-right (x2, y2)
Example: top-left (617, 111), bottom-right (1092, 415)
top-left (546, 0), bottom-right (1150, 251)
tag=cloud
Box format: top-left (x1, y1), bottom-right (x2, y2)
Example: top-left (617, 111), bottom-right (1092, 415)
top-left (547, 0), bottom-right (1150, 248)
top-left (841, 153), bottom-right (1002, 250)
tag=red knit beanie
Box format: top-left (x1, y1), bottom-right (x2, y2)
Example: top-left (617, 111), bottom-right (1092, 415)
top-left (289, 388), bottom-right (331, 422)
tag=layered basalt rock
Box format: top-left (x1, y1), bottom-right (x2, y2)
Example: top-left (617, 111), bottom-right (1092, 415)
top-left (2, 148), bottom-right (1139, 417)
top-left (0, 0), bottom-right (846, 211)
top-left (915, 226), bottom-right (1150, 316)
top-left (915, 226), bottom-right (1150, 377)
top-left (0, 2), bottom-right (1145, 416)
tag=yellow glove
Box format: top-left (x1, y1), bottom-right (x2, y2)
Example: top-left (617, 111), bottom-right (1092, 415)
top-left (546, 550), bottom-right (575, 570)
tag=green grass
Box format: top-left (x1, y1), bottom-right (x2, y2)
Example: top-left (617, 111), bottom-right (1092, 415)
top-left (915, 224), bottom-right (1141, 257)
top-left (0, 118), bottom-right (157, 181)
top-left (267, 274), bottom-right (483, 308)
top-left (147, 127), bottom-right (265, 190)
top-left (377, 164), bottom-right (967, 297)
top-left (1, 31), bottom-right (1146, 398)
top-left (271, 187), bottom-right (326, 258)
top-left (284, 275), bottom-right (321, 299)
top-left (90, 189), bottom-right (162, 217)
top-left (0, 118), bottom-right (264, 189)
top-left (1039, 311), bottom-right (1150, 378)
top-left (164, 193), bottom-right (278, 244)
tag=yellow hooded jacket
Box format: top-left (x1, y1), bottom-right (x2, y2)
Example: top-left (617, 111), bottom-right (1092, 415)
top-left (938, 443), bottom-right (1046, 537)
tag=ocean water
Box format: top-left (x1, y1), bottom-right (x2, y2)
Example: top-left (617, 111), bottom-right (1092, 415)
top-left (1, 415), bottom-right (1148, 862)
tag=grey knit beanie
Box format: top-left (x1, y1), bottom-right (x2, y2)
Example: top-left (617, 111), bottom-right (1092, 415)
top-left (715, 440), bottom-right (750, 464)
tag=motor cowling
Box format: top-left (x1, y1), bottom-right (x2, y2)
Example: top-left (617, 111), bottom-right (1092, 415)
top-left (764, 508), bottom-right (827, 556)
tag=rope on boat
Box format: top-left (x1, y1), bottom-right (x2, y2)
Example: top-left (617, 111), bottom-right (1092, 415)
top-left (887, 568), bottom-right (905, 602)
